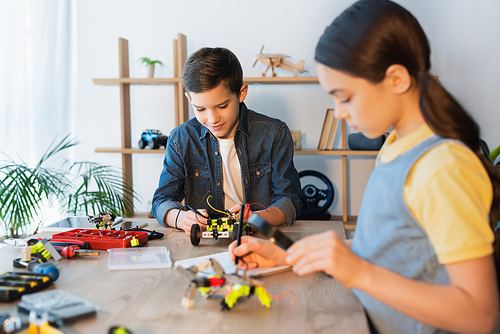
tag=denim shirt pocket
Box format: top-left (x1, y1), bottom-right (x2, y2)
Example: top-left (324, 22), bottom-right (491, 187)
top-left (185, 165), bottom-right (210, 201)
top-left (249, 164), bottom-right (271, 200)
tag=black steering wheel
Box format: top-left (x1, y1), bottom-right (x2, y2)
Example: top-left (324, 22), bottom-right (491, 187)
top-left (297, 170), bottom-right (334, 219)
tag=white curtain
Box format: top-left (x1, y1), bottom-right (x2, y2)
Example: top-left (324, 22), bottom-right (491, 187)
top-left (0, 0), bottom-right (77, 164)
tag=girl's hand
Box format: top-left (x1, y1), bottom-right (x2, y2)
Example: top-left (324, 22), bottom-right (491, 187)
top-left (286, 230), bottom-right (369, 289)
top-left (179, 209), bottom-right (208, 236)
top-left (228, 236), bottom-right (287, 270)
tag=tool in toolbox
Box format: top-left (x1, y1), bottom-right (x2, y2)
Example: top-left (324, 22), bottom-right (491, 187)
top-left (50, 228), bottom-right (148, 249)
top-left (0, 272), bottom-right (53, 302)
top-left (53, 246), bottom-right (100, 259)
top-left (12, 259), bottom-right (60, 282)
top-left (18, 311), bottom-right (64, 334)
top-left (26, 239), bottom-right (61, 262)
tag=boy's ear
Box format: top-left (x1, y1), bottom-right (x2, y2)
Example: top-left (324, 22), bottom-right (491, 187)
top-left (239, 84), bottom-right (248, 103)
top-left (184, 92), bottom-right (192, 103)
top-left (384, 64), bottom-right (412, 95)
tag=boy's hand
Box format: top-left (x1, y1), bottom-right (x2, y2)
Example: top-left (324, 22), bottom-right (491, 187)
top-left (228, 204), bottom-right (254, 220)
top-left (228, 236), bottom-right (288, 270)
top-left (179, 209), bottom-right (208, 236)
top-left (286, 230), bottom-right (369, 288)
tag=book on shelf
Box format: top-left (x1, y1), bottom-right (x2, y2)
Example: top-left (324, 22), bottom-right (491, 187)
top-left (317, 108), bottom-right (335, 150)
top-left (325, 117), bottom-right (340, 150)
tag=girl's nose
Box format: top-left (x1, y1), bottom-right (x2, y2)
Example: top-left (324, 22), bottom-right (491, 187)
top-left (334, 105), bottom-right (349, 120)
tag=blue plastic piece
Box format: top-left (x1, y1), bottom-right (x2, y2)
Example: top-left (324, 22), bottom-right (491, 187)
top-left (28, 262), bottom-right (59, 281)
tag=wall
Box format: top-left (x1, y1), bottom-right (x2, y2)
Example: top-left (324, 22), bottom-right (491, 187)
top-left (76, 0), bottom-right (500, 217)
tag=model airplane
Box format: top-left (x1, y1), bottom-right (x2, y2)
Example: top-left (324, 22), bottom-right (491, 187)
top-left (253, 45), bottom-right (308, 77)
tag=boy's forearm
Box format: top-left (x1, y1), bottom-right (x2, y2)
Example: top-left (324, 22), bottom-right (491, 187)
top-left (255, 207), bottom-right (286, 226)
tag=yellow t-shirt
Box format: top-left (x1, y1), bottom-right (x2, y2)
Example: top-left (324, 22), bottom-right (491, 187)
top-left (378, 124), bottom-right (494, 264)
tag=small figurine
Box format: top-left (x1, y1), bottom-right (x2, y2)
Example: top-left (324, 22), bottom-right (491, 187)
top-left (253, 45), bottom-right (308, 77)
top-left (138, 129), bottom-right (168, 149)
top-left (88, 213), bottom-right (116, 230)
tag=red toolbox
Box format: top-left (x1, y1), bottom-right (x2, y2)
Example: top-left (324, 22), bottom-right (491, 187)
top-left (50, 229), bottom-right (148, 249)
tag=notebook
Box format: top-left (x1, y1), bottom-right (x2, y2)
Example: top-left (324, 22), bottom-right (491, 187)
top-left (174, 252), bottom-right (291, 277)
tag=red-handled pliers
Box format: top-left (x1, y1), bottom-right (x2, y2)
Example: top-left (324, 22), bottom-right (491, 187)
top-left (54, 245), bottom-right (100, 259)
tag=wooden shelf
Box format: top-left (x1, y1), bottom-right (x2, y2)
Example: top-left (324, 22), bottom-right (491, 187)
top-left (295, 149), bottom-right (378, 156)
top-left (92, 77), bottom-right (317, 86)
top-left (244, 77), bottom-right (318, 84)
top-left (96, 147), bottom-right (379, 156)
top-left (96, 147), bottom-right (166, 154)
top-left (93, 78), bottom-right (181, 85)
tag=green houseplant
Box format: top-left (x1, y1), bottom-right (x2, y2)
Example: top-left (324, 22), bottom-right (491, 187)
top-left (137, 57), bottom-right (164, 78)
top-left (0, 135), bottom-right (138, 237)
top-left (480, 140), bottom-right (500, 167)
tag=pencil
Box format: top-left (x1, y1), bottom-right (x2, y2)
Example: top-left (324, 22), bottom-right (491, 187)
top-left (234, 204), bottom-right (244, 275)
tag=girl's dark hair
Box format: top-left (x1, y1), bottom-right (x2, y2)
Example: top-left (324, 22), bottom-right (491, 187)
top-left (316, 0), bottom-right (500, 282)
top-left (182, 47), bottom-right (243, 96)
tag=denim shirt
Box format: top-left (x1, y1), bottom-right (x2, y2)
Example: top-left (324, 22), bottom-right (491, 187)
top-left (152, 102), bottom-right (302, 226)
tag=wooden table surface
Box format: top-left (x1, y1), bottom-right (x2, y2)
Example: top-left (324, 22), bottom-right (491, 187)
top-left (0, 219), bottom-right (368, 334)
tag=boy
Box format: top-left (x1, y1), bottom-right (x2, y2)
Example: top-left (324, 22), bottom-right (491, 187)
top-left (152, 47), bottom-right (301, 235)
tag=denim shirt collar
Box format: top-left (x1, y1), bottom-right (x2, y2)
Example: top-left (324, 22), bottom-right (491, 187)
top-left (198, 102), bottom-right (250, 140)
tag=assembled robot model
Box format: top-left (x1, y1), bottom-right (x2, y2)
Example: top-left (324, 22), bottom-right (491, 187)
top-left (190, 213), bottom-right (253, 246)
top-left (88, 213), bottom-right (116, 230)
top-left (138, 129), bottom-right (168, 149)
top-left (175, 258), bottom-right (294, 310)
top-left (188, 197), bottom-right (271, 246)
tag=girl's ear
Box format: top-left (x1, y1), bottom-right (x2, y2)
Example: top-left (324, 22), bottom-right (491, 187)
top-left (384, 64), bottom-right (412, 95)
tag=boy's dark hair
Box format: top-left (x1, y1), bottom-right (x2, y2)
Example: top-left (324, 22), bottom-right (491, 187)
top-left (182, 47), bottom-right (243, 96)
top-left (316, 0), bottom-right (500, 289)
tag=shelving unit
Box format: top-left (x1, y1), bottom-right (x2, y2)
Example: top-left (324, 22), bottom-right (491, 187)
top-left (93, 34), bottom-right (188, 209)
top-left (295, 120), bottom-right (378, 230)
top-left (92, 35), bottom-right (377, 229)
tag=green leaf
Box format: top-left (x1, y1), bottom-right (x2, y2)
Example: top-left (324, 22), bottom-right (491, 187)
top-left (490, 145), bottom-right (500, 163)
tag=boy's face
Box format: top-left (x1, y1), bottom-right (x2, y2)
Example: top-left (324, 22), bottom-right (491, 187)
top-left (186, 84), bottom-right (248, 139)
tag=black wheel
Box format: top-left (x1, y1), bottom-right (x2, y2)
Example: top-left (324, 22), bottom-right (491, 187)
top-left (138, 138), bottom-right (146, 149)
top-left (147, 138), bottom-right (157, 149)
top-left (190, 224), bottom-right (201, 246)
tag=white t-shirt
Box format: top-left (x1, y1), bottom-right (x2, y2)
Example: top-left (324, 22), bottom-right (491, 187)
top-left (218, 138), bottom-right (244, 209)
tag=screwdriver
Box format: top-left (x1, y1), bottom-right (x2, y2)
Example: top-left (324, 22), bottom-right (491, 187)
top-left (54, 245), bottom-right (100, 259)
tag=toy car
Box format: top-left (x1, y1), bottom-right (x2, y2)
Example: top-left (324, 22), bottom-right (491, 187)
top-left (190, 214), bottom-right (253, 246)
top-left (138, 129), bottom-right (168, 149)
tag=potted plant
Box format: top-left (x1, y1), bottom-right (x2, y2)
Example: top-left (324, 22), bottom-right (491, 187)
top-left (137, 57), bottom-right (164, 78)
top-left (0, 135), bottom-right (139, 237)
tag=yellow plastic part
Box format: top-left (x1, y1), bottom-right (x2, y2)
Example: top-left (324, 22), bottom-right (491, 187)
top-left (254, 287), bottom-right (272, 308)
top-left (198, 287), bottom-right (210, 296)
top-left (130, 237), bottom-right (139, 247)
top-left (224, 284), bottom-right (251, 308)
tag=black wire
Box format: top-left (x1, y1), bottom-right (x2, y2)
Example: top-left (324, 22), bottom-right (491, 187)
top-left (174, 204), bottom-right (210, 230)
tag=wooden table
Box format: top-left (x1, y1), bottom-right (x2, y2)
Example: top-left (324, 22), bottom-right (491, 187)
top-left (0, 219), bottom-right (368, 334)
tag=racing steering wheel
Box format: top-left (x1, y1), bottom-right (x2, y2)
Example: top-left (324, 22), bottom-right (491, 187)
top-left (297, 170), bottom-right (334, 220)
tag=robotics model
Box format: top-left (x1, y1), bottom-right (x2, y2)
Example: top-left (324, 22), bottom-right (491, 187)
top-left (175, 258), bottom-right (295, 310)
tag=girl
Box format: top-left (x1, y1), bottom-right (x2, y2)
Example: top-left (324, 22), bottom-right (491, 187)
top-left (229, 1), bottom-right (500, 333)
